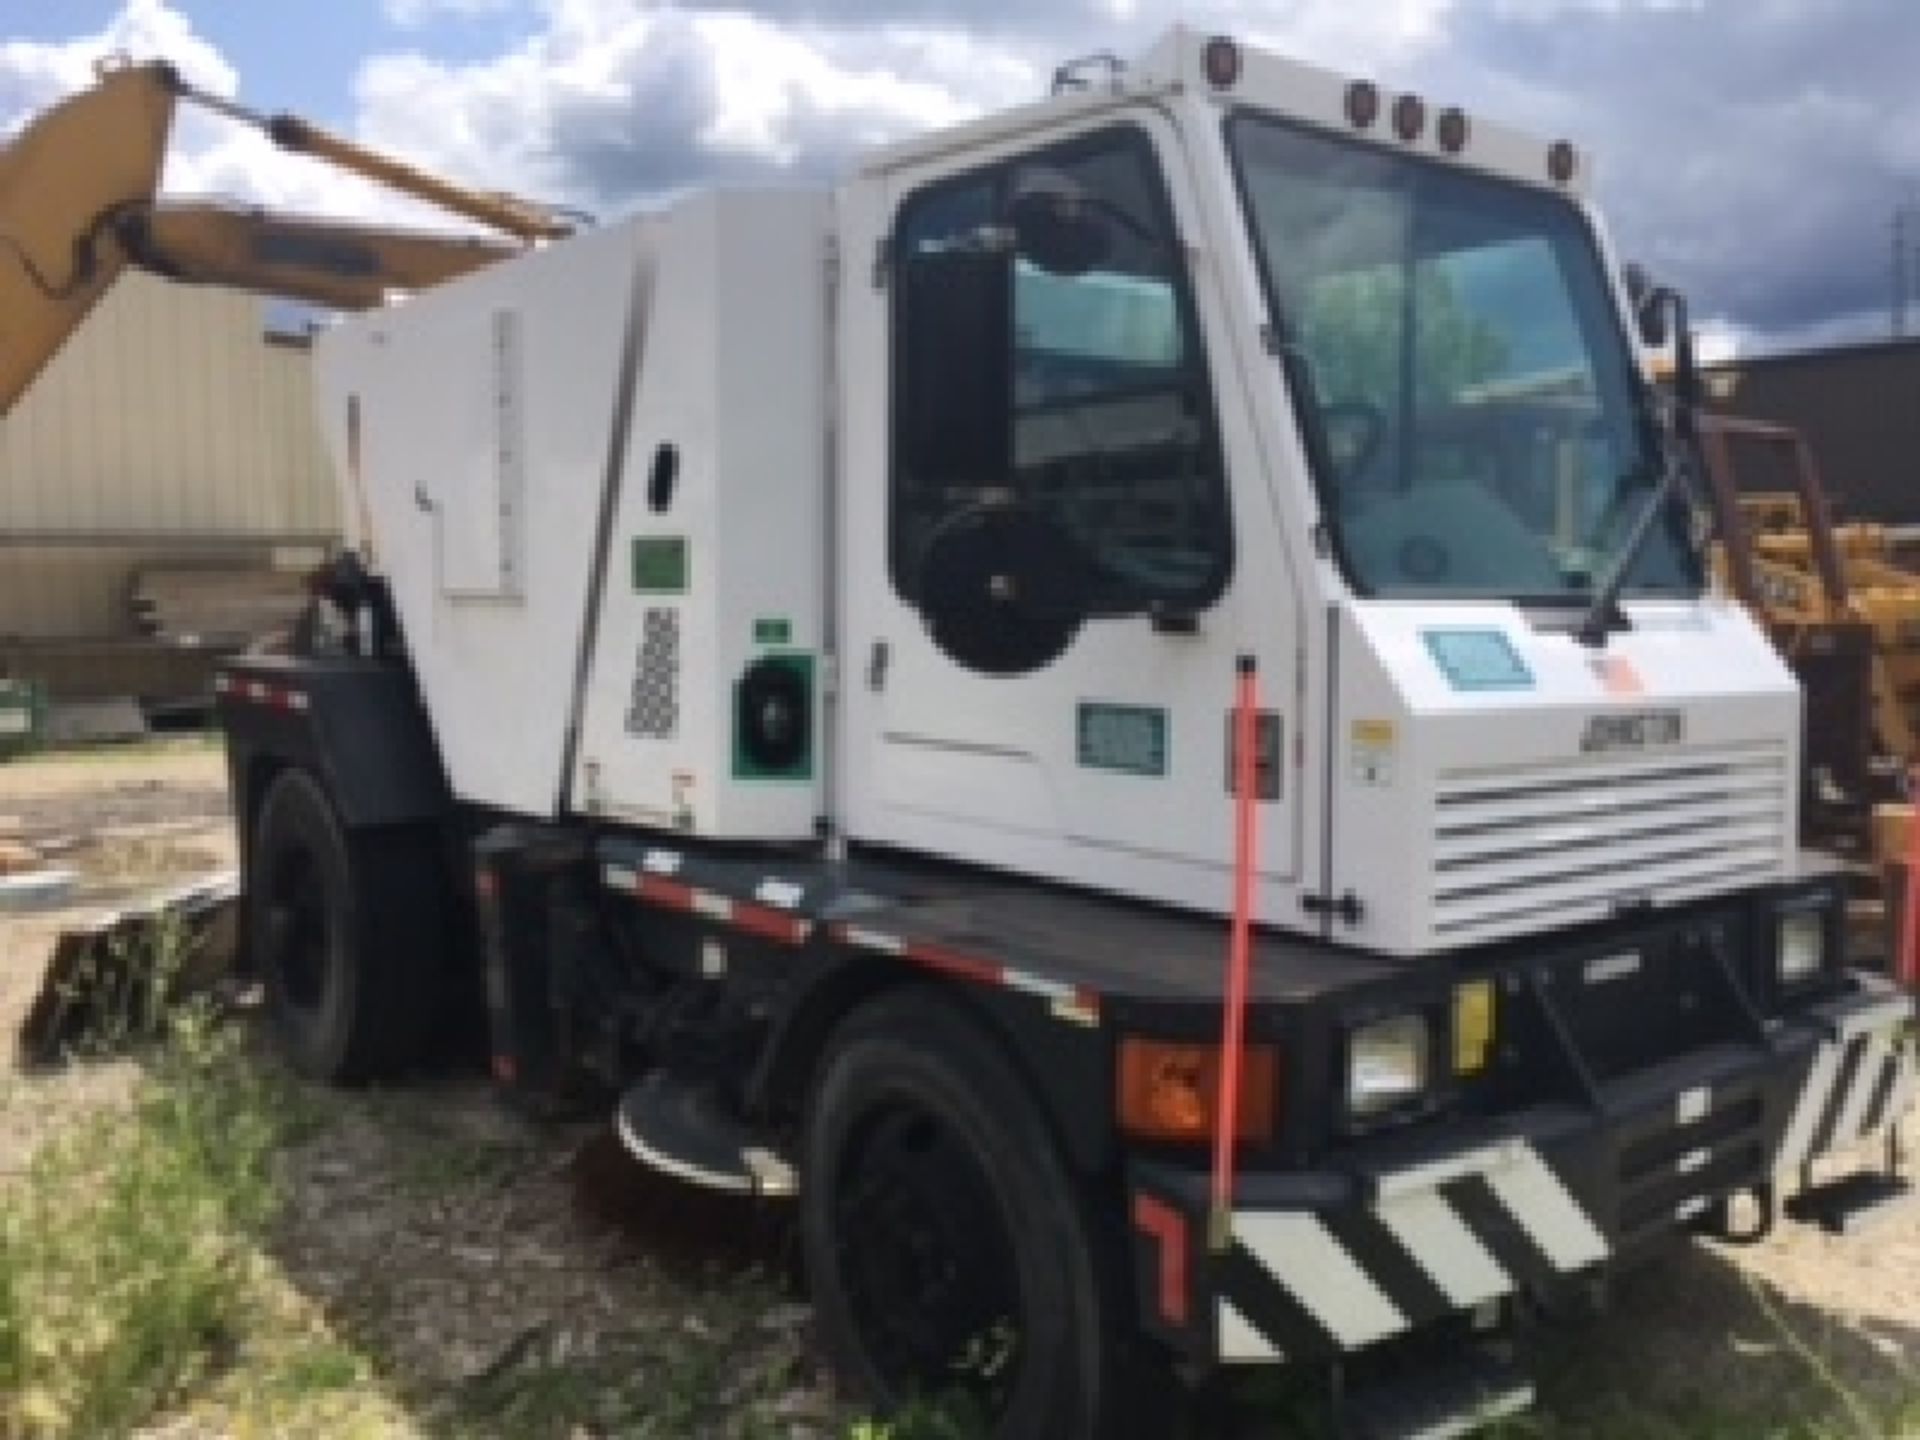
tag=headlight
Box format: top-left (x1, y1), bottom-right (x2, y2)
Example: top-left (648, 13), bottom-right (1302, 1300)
top-left (1777, 910), bottom-right (1826, 984)
top-left (1348, 1013), bottom-right (1431, 1119)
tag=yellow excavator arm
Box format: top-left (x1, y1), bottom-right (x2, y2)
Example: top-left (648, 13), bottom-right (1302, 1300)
top-left (0, 59), bottom-right (571, 414)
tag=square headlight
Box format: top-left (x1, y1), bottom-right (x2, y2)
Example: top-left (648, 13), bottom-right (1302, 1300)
top-left (1348, 1013), bottom-right (1431, 1120)
top-left (1777, 910), bottom-right (1826, 985)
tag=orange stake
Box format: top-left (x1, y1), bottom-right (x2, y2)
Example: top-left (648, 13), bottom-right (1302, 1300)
top-left (1210, 656), bottom-right (1260, 1253)
top-left (1902, 768), bottom-right (1920, 993)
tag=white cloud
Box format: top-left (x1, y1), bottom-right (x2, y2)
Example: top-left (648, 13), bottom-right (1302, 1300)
top-left (7, 0), bottom-right (1915, 355)
top-left (0, 0), bottom-right (529, 233)
top-left (384, 0), bottom-right (520, 27)
top-left (0, 0), bottom-right (234, 131)
top-left (353, 4), bottom-right (1034, 212)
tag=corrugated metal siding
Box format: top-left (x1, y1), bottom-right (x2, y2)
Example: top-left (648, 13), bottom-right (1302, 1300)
top-left (1706, 340), bottom-right (1920, 524)
top-left (0, 274), bottom-right (339, 638)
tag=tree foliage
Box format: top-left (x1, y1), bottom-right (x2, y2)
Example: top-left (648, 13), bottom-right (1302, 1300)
top-left (1300, 262), bottom-right (1510, 405)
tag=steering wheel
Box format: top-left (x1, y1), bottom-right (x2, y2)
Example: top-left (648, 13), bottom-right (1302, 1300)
top-left (1318, 400), bottom-right (1388, 489)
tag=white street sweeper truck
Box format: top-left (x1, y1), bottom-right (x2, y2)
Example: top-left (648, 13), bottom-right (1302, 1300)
top-left (12, 29), bottom-right (1916, 1440)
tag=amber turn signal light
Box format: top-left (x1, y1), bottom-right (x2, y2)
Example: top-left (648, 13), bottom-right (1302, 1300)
top-left (1118, 1039), bottom-right (1280, 1144)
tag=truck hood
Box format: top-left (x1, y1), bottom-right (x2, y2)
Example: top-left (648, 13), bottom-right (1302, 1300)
top-left (1329, 595), bottom-right (1800, 954)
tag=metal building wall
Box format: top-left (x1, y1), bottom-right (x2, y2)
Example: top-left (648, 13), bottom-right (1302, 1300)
top-left (0, 274), bottom-right (338, 639)
top-left (1706, 339), bottom-right (1920, 525)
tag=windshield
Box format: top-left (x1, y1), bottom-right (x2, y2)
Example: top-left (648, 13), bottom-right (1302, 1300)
top-left (1226, 112), bottom-right (1697, 601)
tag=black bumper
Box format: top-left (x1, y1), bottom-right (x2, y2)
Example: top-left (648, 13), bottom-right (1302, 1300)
top-left (1130, 974), bottom-right (1915, 1365)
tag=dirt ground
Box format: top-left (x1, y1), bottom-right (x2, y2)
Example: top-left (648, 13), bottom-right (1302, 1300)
top-left (1, 739), bottom-right (1917, 1438)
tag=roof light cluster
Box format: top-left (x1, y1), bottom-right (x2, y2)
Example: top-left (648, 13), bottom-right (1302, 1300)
top-left (1201, 39), bottom-right (1580, 187)
top-left (1341, 75), bottom-right (1579, 185)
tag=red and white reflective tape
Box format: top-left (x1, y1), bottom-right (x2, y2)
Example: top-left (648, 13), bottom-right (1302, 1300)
top-left (213, 673), bottom-right (310, 713)
top-left (832, 923), bottom-right (1101, 1026)
top-left (601, 864), bottom-right (812, 946)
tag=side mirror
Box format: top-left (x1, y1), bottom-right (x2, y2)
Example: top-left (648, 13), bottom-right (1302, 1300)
top-left (897, 246), bottom-right (1013, 493)
top-left (1624, 263), bottom-right (1670, 349)
top-left (1007, 169), bottom-right (1112, 277)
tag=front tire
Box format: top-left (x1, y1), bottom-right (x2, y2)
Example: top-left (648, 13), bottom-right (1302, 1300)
top-left (801, 991), bottom-right (1168, 1439)
top-left (247, 768), bottom-right (440, 1082)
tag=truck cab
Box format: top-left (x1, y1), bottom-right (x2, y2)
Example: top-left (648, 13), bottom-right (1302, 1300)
top-left (834, 32), bottom-right (1795, 955)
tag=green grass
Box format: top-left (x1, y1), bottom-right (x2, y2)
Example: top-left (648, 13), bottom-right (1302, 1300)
top-left (0, 1006), bottom-right (286, 1436)
top-left (3, 911), bottom-right (1914, 1438)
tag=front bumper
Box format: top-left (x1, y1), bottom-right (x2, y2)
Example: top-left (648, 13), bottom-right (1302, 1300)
top-left (1131, 975), bottom-right (1916, 1364)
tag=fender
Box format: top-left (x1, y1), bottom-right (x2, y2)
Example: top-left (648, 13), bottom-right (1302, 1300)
top-left (217, 653), bottom-right (450, 832)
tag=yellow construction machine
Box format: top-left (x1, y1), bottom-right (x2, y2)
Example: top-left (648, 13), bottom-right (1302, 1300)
top-left (1700, 415), bottom-right (1920, 959)
top-left (0, 57), bottom-right (573, 414)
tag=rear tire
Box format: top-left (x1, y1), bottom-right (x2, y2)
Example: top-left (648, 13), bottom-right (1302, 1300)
top-left (247, 768), bottom-right (441, 1082)
top-left (801, 991), bottom-right (1172, 1440)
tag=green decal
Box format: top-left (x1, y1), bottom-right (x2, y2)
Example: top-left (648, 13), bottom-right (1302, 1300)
top-left (632, 536), bottom-right (688, 594)
top-left (753, 617), bottom-right (793, 646)
top-left (1077, 702), bottom-right (1168, 777)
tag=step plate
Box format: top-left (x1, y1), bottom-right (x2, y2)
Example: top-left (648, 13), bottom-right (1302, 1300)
top-left (1784, 1171), bottom-right (1915, 1237)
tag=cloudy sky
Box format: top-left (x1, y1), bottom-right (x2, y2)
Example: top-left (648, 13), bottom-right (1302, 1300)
top-left (5, 0), bottom-right (1917, 358)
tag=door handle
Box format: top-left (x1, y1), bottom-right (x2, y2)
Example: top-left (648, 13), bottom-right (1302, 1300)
top-left (1302, 890), bottom-right (1364, 927)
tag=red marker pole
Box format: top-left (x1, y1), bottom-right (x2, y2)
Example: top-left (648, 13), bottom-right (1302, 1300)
top-left (1210, 655), bottom-right (1260, 1253)
top-left (1901, 773), bottom-right (1920, 993)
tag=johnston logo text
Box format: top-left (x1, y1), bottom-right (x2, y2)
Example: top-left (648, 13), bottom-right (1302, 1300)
top-left (1580, 709), bottom-right (1684, 755)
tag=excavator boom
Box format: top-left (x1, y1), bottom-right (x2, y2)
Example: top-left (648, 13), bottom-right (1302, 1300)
top-left (0, 63), bottom-right (170, 411)
top-left (122, 204), bottom-right (516, 313)
top-left (0, 59), bottom-right (569, 414)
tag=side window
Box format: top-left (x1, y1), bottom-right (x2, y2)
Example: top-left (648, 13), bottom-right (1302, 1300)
top-left (890, 127), bottom-right (1231, 619)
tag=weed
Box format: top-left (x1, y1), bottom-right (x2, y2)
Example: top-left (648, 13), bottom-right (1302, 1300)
top-left (0, 1003), bottom-right (287, 1437)
top-left (846, 1392), bottom-right (990, 1440)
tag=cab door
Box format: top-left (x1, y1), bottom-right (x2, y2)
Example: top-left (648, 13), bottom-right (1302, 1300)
top-left (837, 109), bottom-right (1302, 913)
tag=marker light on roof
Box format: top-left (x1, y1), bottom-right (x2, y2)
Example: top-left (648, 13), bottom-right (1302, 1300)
top-left (1392, 93), bottom-right (1426, 143)
top-left (1437, 107), bottom-right (1470, 154)
top-left (1345, 81), bottom-right (1381, 129)
top-left (1549, 140), bottom-right (1579, 185)
top-left (1202, 36), bottom-right (1242, 89)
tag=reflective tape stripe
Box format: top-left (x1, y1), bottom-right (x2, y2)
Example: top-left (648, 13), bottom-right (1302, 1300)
top-left (1375, 1187), bottom-right (1511, 1311)
top-left (691, 890), bottom-right (732, 922)
top-left (1232, 1213), bottom-right (1404, 1351)
top-left (1776, 1041), bottom-right (1843, 1176)
top-left (837, 925), bottom-right (906, 955)
top-left (1873, 1047), bottom-right (1918, 1141)
top-left (1484, 1149), bottom-right (1607, 1272)
top-left (217, 675), bottom-right (308, 712)
top-left (729, 902), bottom-right (812, 945)
top-left (1002, 970), bottom-right (1075, 1004)
top-left (1829, 1034), bottom-right (1892, 1149)
top-left (1221, 1138), bottom-right (1607, 1361)
top-left (602, 865), bottom-right (811, 944)
top-left (1218, 1300), bottom-right (1280, 1363)
top-left (903, 941), bottom-right (1004, 989)
top-left (1831, 993), bottom-right (1913, 1041)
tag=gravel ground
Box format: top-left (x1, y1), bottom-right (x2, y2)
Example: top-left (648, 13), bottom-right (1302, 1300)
top-left (1, 740), bottom-right (1916, 1437)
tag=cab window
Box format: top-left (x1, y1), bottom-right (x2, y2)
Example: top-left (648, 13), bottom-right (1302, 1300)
top-left (889, 126), bottom-right (1232, 617)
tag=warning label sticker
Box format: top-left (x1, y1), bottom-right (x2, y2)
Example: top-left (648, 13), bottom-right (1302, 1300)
top-left (1350, 718), bottom-right (1396, 789)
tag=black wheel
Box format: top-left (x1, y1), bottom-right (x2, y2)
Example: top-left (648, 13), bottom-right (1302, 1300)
top-left (802, 992), bottom-right (1170, 1439)
top-left (247, 768), bottom-right (441, 1083)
